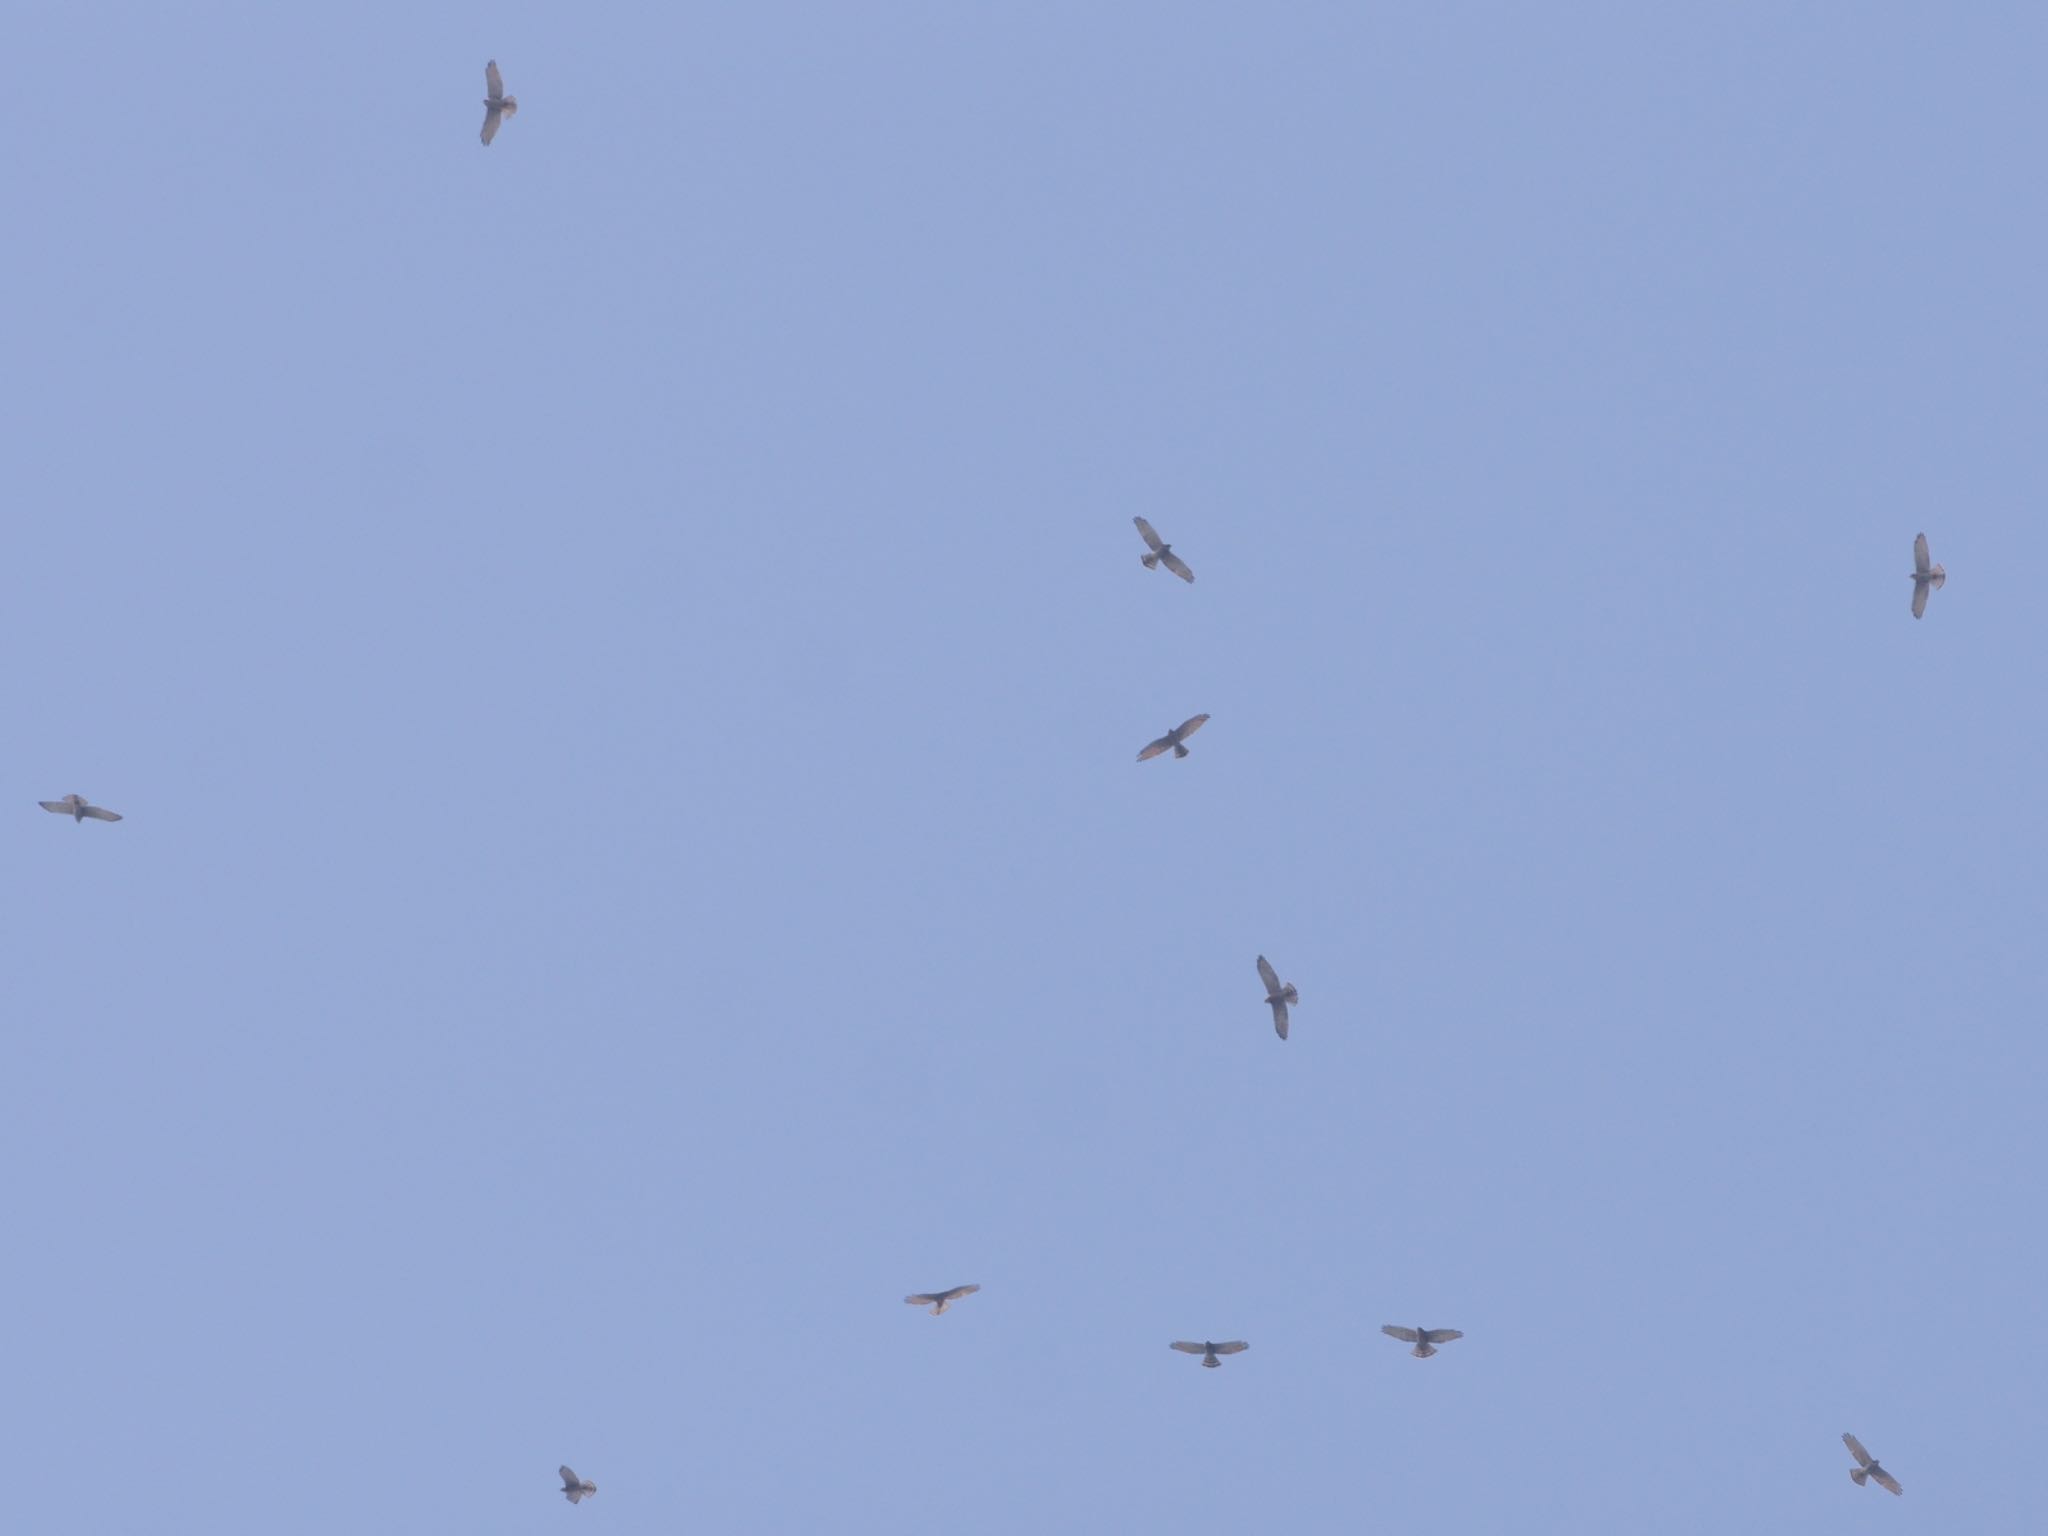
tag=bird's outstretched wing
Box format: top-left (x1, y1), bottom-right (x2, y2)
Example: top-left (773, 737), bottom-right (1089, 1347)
top-left (1169, 1340), bottom-right (1207, 1354)
top-left (1257, 956), bottom-right (1281, 994)
top-left (1269, 999), bottom-right (1289, 1039)
top-left (1843, 1434), bottom-right (1873, 1469)
top-left (1137, 733), bottom-right (1174, 762)
top-left (1913, 534), bottom-right (1932, 577)
top-left (1161, 550), bottom-right (1194, 583)
top-left (1871, 1466), bottom-right (1903, 1496)
top-left (38, 800), bottom-right (71, 814)
top-left (1175, 714), bottom-right (1210, 741)
top-left (487, 60), bottom-right (506, 100)
top-left (1133, 516), bottom-right (1165, 553)
top-left (1911, 580), bottom-right (1928, 619)
top-left (905, 1292), bottom-right (942, 1307)
top-left (1211, 1341), bottom-right (1248, 1355)
top-left (1381, 1325), bottom-right (1420, 1342)
top-left (482, 105), bottom-right (504, 145)
top-left (1422, 1328), bottom-right (1463, 1345)
top-left (81, 805), bottom-right (122, 822)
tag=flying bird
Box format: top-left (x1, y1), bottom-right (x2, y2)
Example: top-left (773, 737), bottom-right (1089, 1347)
top-left (1911, 533), bottom-right (1946, 619)
top-left (558, 1466), bottom-right (597, 1504)
top-left (1170, 1340), bottom-right (1249, 1369)
top-left (481, 60), bottom-right (519, 146)
top-left (1133, 517), bottom-right (1194, 583)
top-left (39, 794), bottom-right (121, 823)
top-left (1136, 714), bottom-right (1210, 762)
top-left (1843, 1433), bottom-right (1902, 1496)
top-left (1380, 1324), bottom-right (1463, 1359)
top-left (905, 1283), bottom-right (981, 1315)
top-left (1256, 956), bottom-right (1298, 1040)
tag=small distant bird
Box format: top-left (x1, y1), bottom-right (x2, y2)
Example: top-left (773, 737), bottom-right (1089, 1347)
top-left (1256, 956), bottom-right (1298, 1040)
top-left (1137, 714), bottom-right (1210, 762)
top-left (1380, 1324), bottom-right (1463, 1359)
top-left (1911, 532), bottom-right (1946, 620)
top-left (39, 794), bottom-right (121, 823)
top-left (1133, 517), bottom-right (1194, 583)
top-left (1843, 1433), bottom-right (1902, 1496)
top-left (559, 1466), bottom-right (597, 1504)
top-left (1170, 1340), bottom-right (1249, 1369)
top-left (481, 60), bottom-right (518, 146)
top-left (905, 1283), bottom-right (981, 1315)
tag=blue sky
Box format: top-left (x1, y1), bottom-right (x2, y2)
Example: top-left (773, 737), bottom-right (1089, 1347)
top-left (6, 3), bottom-right (2043, 1530)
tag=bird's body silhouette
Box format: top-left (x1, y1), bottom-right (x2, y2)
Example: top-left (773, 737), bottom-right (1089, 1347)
top-left (559, 1466), bottom-right (597, 1504)
top-left (1257, 956), bottom-right (1298, 1040)
top-left (1171, 1340), bottom-right (1249, 1368)
top-left (39, 794), bottom-right (121, 823)
top-left (481, 60), bottom-right (518, 145)
top-left (1381, 1324), bottom-right (1463, 1359)
top-left (905, 1283), bottom-right (981, 1315)
top-left (1133, 517), bottom-right (1194, 583)
top-left (1844, 1434), bottom-right (1902, 1495)
top-left (1137, 714), bottom-right (1210, 762)
top-left (1911, 532), bottom-right (1946, 620)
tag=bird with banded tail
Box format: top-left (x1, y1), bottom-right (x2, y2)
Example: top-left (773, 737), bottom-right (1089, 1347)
top-left (1170, 1340), bottom-right (1248, 1368)
top-left (39, 794), bottom-right (121, 823)
top-left (1133, 517), bottom-right (1194, 583)
top-left (1843, 1434), bottom-right (1902, 1495)
top-left (1381, 1325), bottom-right (1463, 1359)
top-left (904, 1283), bottom-right (980, 1315)
top-left (1911, 533), bottom-right (1946, 620)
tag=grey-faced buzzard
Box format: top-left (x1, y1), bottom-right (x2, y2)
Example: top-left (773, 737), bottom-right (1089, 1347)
top-left (1133, 517), bottom-right (1194, 583)
top-left (39, 794), bottom-right (121, 823)
top-left (1911, 533), bottom-right (1946, 620)
top-left (905, 1283), bottom-right (981, 1315)
top-left (1380, 1325), bottom-right (1462, 1359)
top-left (482, 60), bottom-right (519, 146)
top-left (1170, 1340), bottom-right (1248, 1368)
top-left (1256, 956), bottom-right (1298, 1040)
top-left (1843, 1433), bottom-right (1902, 1495)
top-left (559, 1466), bottom-right (597, 1504)
top-left (1137, 715), bottom-right (1210, 762)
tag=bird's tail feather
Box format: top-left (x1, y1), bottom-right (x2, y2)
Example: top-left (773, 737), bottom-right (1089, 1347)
top-left (1141, 553), bottom-right (1160, 569)
top-left (1850, 1469), bottom-right (1867, 1486)
top-left (1282, 985), bottom-right (1298, 1003)
top-left (1413, 1343), bottom-right (1436, 1358)
top-left (1173, 743), bottom-right (1189, 758)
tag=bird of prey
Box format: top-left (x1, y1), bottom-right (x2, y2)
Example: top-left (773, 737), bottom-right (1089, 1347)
top-left (1911, 533), bottom-right (1946, 620)
top-left (905, 1283), bottom-right (981, 1315)
top-left (558, 1466), bottom-right (597, 1504)
top-left (1133, 517), bottom-right (1194, 583)
top-left (1381, 1324), bottom-right (1463, 1359)
top-left (1136, 714), bottom-right (1210, 761)
top-left (1171, 1340), bottom-right (1249, 1369)
top-left (1256, 956), bottom-right (1298, 1040)
top-left (1843, 1433), bottom-right (1902, 1496)
top-left (39, 794), bottom-right (121, 823)
top-left (481, 60), bottom-right (518, 146)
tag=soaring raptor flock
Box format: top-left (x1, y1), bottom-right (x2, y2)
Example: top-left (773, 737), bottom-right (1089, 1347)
top-left (35, 60), bottom-right (1947, 1512)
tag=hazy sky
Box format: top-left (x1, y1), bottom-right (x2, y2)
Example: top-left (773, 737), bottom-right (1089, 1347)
top-left (7, 4), bottom-right (2044, 1532)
